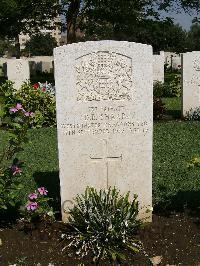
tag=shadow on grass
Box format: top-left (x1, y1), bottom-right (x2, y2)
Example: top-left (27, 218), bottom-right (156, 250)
top-left (34, 171), bottom-right (61, 220)
top-left (165, 109), bottom-right (181, 119)
top-left (155, 190), bottom-right (200, 218)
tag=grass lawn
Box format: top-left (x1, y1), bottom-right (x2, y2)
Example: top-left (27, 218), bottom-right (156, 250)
top-left (1, 120), bottom-right (200, 213)
top-left (162, 97), bottom-right (181, 119)
top-left (1, 97), bottom-right (200, 213)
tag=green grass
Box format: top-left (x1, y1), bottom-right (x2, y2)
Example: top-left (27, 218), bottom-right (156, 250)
top-left (162, 97), bottom-right (181, 119)
top-left (1, 121), bottom-right (200, 213)
top-left (154, 121), bottom-right (200, 211)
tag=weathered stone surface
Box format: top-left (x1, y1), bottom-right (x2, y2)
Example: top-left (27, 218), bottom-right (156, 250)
top-left (153, 51), bottom-right (164, 82)
top-left (7, 59), bottom-right (30, 90)
top-left (28, 56), bottom-right (54, 74)
top-left (182, 51), bottom-right (200, 117)
top-left (54, 41), bottom-right (153, 222)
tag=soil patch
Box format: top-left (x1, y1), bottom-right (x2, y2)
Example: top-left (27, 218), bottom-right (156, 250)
top-left (0, 213), bottom-right (199, 266)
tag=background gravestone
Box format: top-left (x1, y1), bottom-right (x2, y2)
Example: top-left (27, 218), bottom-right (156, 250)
top-left (7, 59), bottom-right (30, 90)
top-left (182, 51), bottom-right (200, 117)
top-left (153, 51), bottom-right (164, 83)
top-left (54, 41), bottom-right (153, 222)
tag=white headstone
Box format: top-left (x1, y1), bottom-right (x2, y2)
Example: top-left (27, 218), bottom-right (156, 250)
top-left (7, 59), bottom-right (30, 90)
top-left (164, 52), bottom-right (182, 70)
top-left (54, 41), bottom-right (153, 222)
top-left (153, 51), bottom-right (164, 82)
top-left (182, 51), bottom-right (200, 117)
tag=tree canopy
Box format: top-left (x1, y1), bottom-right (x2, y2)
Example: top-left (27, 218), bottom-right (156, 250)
top-left (0, 0), bottom-right (59, 57)
top-left (61, 0), bottom-right (200, 46)
top-left (23, 34), bottom-right (58, 56)
top-left (187, 22), bottom-right (200, 50)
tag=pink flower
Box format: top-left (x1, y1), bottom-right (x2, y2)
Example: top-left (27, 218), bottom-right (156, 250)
top-left (38, 187), bottom-right (48, 196)
top-left (9, 107), bottom-right (18, 113)
top-left (26, 202), bottom-right (38, 211)
top-left (11, 165), bottom-right (22, 175)
top-left (24, 111), bottom-right (34, 117)
top-left (28, 193), bottom-right (38, 200)
top-left (16, 103), bottom-right (23, 110)
top-left (42, 88), bottom-right (46, 92)
top-left (9, 103), bottom-right (24, 113)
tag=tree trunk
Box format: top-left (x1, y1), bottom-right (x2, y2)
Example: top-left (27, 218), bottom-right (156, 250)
top-left (15, 35), bottom-right (20, 59)
top-left (67, 0), bottom-right (81, 44)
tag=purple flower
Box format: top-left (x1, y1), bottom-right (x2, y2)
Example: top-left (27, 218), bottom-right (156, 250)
top-left (38, 187), bottom-right (48, 196)
top-left (11, 165), bottom-right (22, 175)
top-left (24, 111), bottom-right (34, 117)
top-left (28, 193), bottom-right (38, 200)
top-left (26, 202), bottom-right (38, 211)
top-left (9, 103), bottom-right (24, 113)
top-left (9, 107), bottom-right (18, 113)
top-left (16, 103), bottom-right (23, 110)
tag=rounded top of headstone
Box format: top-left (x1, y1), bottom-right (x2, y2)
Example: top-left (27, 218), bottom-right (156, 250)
top-left (54, 40), bottom-right (152, 56)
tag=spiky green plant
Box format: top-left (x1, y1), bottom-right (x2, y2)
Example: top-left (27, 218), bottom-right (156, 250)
top-left (63, 187), bottom-right (142, 263)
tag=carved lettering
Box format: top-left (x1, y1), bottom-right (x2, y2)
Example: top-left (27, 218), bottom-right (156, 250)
top-left (61, 105), bottom-right (148, 136)
top-left (76, 51), bottom-right (132, 102)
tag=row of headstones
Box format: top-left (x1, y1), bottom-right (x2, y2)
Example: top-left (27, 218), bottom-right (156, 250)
top-left (4, 41), bottom-right (200, 223)
top-left (153, 51), bottom-right (200, 116)
top-left (2, 52), bottom-right (165, 86)
top-left (6, 49), bottom-right (200, 117)
top-left (0, 56), bottom-right (54, 84)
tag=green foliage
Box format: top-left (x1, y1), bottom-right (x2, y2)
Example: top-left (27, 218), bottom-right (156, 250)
top-left (0, 0), bottom-right (59, 57)
top-left (0, 160), bottom-right (24, 211)
top-left (153, 82), bottom-right (165, 98)
top-left (64, 187), bottom-right (141, 263)
top-left (0, 38), bottom-right (15, 57)
top-left (0, 95), bottom-right (33, 212)
top-left (129, 19), bottom-right (187, 53)
top-left (153, 97), bottom-right (166, 120)
top-left (153, 74), bottom-right (181, 98)
top-left (16, 83), bottom-right (56, 128)
top-left (164, 73), bottom-right (181, 97)
top-left (185, 107), bottom-right (200, 121)
top-left (0, 0), bottom-right (59, 38)
top-left (24, 33), bottom-right (57, 56)
top-left (187, 22), bottom-right (200, 51)
top-left (62, 0), bottom-right (198, 52)
top-left (187, 157), bottom-right (200, 168)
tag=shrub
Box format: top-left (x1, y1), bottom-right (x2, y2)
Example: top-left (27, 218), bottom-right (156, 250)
top-left (15, 82), bottom-right (56, 128)
top-left (24, 33), bottom-right (57, 56)
top-left (62, 187), bottom-right (142, 263)
top-left (0, 81), bottom-right (56, 128)
top-left (153, 81), bottom-right (165, 98)
top-left (0, 159), bottom-right (24, 211)
top-left (185, 107), bottom-right (200, 121)
top-left (153, 74), bottom-right (181, 98)
top-left (0, 102), bottom-right (34, 213)
top-left (153, 97), bottom-right (166, 120)
top-left (164, 73), bottom-right (181, 97)
top-left (187, 157), bottom-right (200, 168)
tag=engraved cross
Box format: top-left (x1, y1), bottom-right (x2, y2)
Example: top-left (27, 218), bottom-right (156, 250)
top-left (90, 139), bottom-right (122, 188)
